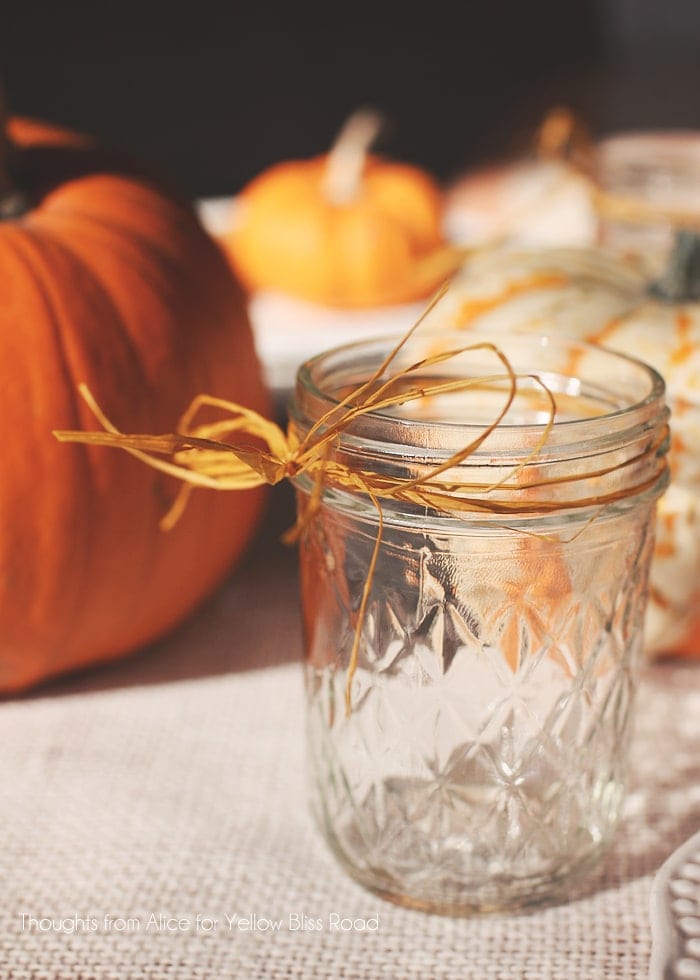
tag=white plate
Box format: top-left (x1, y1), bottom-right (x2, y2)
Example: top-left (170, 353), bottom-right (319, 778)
top-left (649, 828), bottom-right (700, 979)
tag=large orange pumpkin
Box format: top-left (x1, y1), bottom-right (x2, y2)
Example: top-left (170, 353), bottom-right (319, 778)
top-left (0, 112), bottom-right (269, 692)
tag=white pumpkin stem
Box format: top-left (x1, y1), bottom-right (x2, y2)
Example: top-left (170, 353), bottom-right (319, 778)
top-left (322, 109), bottom-right (383, 206)
top-left (0, 87), bottom-right (28, 219)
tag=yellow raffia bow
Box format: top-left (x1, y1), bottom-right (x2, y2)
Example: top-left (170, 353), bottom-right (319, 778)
top-left (53, 288), bottom-right (667, 714)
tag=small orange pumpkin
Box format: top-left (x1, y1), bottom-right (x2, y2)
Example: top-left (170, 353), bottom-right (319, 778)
top-left (0, 108), bottom-right (269, 692)
top-left (225, 111), bottom-right (447, 308)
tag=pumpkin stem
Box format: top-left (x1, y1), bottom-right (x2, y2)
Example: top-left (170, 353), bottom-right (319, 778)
top-left (651, 230), bottom-right (700, 303)
top-left (0, 87), bottom-right (29, 219)
top-left (537, 107), bottom-right (594, 175)
top-left (322, 109), bottom-right (383, 206)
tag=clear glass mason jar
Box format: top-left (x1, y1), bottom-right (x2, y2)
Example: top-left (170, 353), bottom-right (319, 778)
top-left (290, 332), bottom-right (669, 915)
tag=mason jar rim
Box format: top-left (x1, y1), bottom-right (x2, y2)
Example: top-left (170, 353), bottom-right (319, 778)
top-left (292, 330), bottom-right (667, 455)
top-left (290, 330), bottom-right (669, 524)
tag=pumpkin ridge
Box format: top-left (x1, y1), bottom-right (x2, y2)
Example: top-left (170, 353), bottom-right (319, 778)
top-left (5, 220), bottom-right (155, 417)
top-left (34, 199), bottom-right (200, 293)
top-left (28, 200), bottom-right (242, 408)
top-left (0, 226), bottom-right (98, 677)
top-left (0, 224), bottom-right (189, 670)
top-left (14, 214), bottom-right (162, 364)
top-left (42, 192), bottom-right (241, 349)
top-left (29, 212), bottom-right (187, 352)
top-left (41, 174), bottom-right (195, 230)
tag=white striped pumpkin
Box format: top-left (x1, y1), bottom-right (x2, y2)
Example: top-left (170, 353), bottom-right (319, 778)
top-left (431, 246), bottom-right (700, 657)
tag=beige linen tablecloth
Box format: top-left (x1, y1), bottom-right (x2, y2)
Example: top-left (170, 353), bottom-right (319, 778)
top-left (1, 488), bottom-right (699, 980)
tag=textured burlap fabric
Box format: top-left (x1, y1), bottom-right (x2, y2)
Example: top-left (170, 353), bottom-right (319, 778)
top-left (1, 492), bottom-right (699, 979)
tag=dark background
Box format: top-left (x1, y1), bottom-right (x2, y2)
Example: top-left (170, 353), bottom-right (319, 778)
top-left (2, 1), bottom-right (699, 198)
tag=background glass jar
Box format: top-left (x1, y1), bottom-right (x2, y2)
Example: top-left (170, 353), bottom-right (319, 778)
top-left (595, 131), bottom-right (700, 282)
top-left (291, 332), bottom-right (669, 915)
